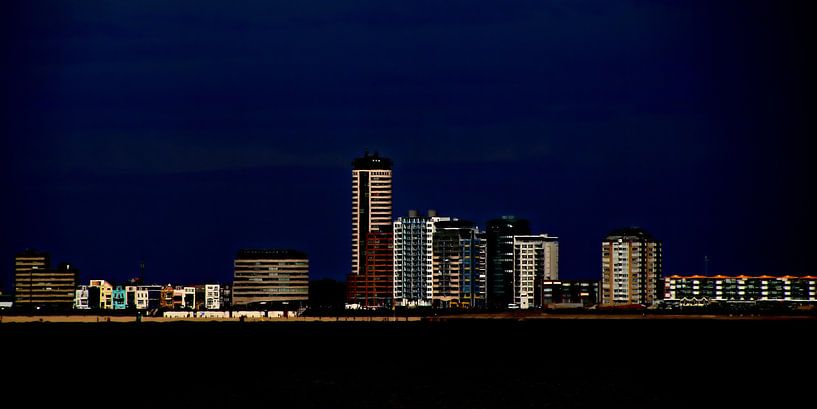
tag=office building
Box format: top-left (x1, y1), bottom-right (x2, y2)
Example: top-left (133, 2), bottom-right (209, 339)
top-left (601, 227), bottom-right (662, 306)
top-left (393, 210), bottom-right (451, 307)
top-left (486, 217), bottom-right (531, 308)
top-left (14, 249), bottom-right (50, 305)
top-left (233, 249), bottom-right (309, 308)
top-left (664, 275), bottom-right (817, 307)
top-left (541, 280), bottom-right (599, 307)
top-left (15, 250), bottom-right (77, 309)
top-left (432, 220), bottom-right (487, 308)
top-left (512, 235), bottom-right (559, 309)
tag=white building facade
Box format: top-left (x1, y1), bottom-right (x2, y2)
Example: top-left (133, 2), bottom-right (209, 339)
top-left (205, 284), bottom-right (221, 310)
top-left (74, 285), bottom-right (90, 309)
top-left (393, 211), bottom-right (451, 307)
top-left (513, 235), bottom-right (559, 309)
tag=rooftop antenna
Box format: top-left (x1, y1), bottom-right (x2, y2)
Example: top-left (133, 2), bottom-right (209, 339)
top-left (704, 255), bottom-right (709, 275)
top-left (140, 259), bottom-right (145, 281)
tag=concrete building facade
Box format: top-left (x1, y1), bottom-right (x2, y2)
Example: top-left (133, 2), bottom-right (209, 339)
top-left (14, 250), bottom-right (80, 308)
top-left (601, 228), bottom-right (662, 306)
top-left (233, 249), bottom-right (309, 309)
top-left (512, 235), bottom-right (559, 309)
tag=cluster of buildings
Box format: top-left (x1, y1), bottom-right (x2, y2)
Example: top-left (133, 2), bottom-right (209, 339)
top-left (344, 151), bottom-right (816, 310)
top-left (8, 248), bottom-right (311, 312)
top-left (4, 151), bottom-right (815, 313)
top-left (10, 249), bottom-right (234, 312)
top-left (346, 151), bottom-right (663, 310)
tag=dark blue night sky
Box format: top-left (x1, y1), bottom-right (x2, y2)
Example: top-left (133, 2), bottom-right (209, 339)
top-left (2, 1), bottom-right (815, 289)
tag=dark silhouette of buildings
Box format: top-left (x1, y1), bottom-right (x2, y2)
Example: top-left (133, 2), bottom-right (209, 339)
top-left (486, 216), bottom-right (531, 308)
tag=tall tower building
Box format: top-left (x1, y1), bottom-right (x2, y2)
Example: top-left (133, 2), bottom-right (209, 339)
top-left (601, 227), bottom-right (662, 305)
top-left (432, 220), bottom-right (487, 308)
top-left (486, 216), bottom-right (531, 308)
top-left (349, 151), bottom-right (393, 304)
top-left (393, 210), bottom-right (450, 307)
top-left (233, 249), bottom-right (309, 309)
top-left (512, 235), bottom-right (558, 309)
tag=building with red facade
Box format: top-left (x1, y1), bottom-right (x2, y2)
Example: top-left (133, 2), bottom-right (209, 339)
top-left (347, 227), bottom-right (394, 308)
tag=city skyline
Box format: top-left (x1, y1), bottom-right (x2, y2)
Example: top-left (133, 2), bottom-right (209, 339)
top-left (2, 1), bottom-right (815, 290)
top-left (0, 145), bottom-right (812, 292)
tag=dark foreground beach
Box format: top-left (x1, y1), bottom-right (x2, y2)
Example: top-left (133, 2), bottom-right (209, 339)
top-left (1, 319), bottom-right (812, 408)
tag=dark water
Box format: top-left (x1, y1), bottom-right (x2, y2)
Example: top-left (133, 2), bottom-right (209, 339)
top-left (1, 319), bottom-right (812, 408)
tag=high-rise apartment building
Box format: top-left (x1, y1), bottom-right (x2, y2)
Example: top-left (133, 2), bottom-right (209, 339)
top-left (512, 235), bottom-right (559, 309)
top-left (347, 227), bottom-right (394, 308)
top-left (601, 227), bottom-right (662, 305)
top-left (486, 217), bottom-right (531, 308)
top-left (350, 150), bottom-right (393, 276)
top-left (393, 210), bottom-right (451, 307)
top-left (233, 249), bottom-right (309, 308)
top-left (432, 220), bottom-right (487, 308)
